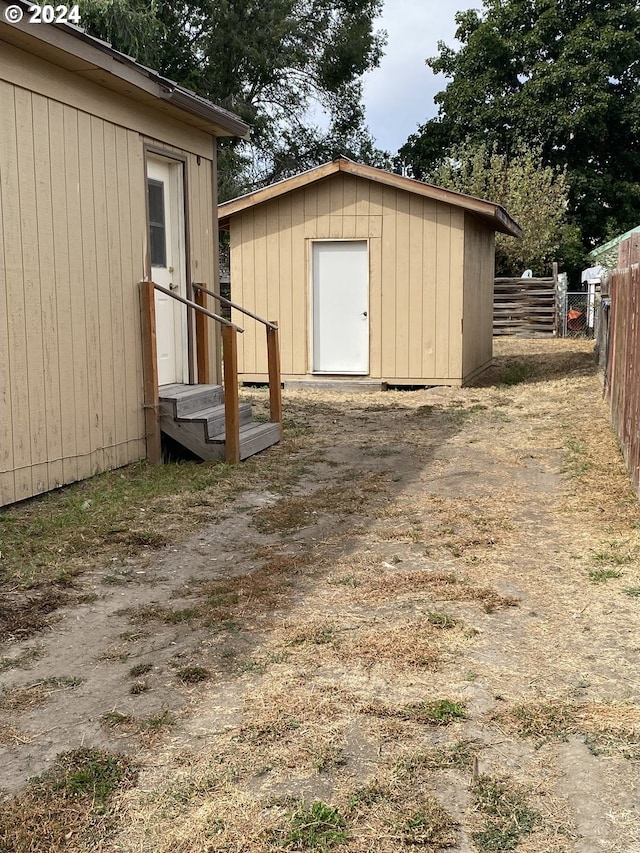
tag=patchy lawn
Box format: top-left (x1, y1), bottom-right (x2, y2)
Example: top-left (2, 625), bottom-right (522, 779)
top-left (1, 338), bottom-right (639, 852)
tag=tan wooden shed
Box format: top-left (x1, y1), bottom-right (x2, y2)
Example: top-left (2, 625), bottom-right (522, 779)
top-left (219, 157), bottom-right (521, 388)
top-left (0, 1), bottom-right (253, 506)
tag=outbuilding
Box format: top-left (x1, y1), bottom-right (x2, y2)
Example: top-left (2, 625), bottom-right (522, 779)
top-left (0, 1), bottom-right (277, 507)
top-left (218, 157), bottom-right (521, 389)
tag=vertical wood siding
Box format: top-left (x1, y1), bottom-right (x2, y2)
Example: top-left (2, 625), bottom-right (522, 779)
top-left (462, 215), bottom-right (495, 381)
top-left (230, 173), bottom-right (468, 383)
top-left (0, 80), bottom-right (218, 506)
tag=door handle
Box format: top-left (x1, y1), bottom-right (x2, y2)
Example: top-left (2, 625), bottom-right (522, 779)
top-left (362, 311), bottom-right (368, 317)
top-left (169, 283), bottom-right (179, 291)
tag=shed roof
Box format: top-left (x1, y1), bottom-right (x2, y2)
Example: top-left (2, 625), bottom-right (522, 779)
top-left (218, 157), bottom-right (522, 238)
top-left (0, 0), bottom-right (249, 139)
top-left (589, 224), bottom-right (640, 260)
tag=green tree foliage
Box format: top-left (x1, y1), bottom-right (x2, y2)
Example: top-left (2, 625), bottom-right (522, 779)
top-left (430, 142), bottom-right (579, 275)
top-left (79, 0), bottom-right (387, 198)
top-left (398, 0), bottom-right (640, 271)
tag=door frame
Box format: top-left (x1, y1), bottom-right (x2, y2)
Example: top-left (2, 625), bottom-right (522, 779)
top-left (143, 146), bottom-right (193, 384)
top-left (307, 238), bottom-right (370, 375)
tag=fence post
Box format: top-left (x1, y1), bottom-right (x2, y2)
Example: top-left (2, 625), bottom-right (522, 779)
top-left (222, 324), bottom-right (240, 464)
top-left (139, 280), bottom-right (161, 465)
top-left (266, 323), bottom-right (283, 437)
top-left (194, 286), bottom-right (210, 385)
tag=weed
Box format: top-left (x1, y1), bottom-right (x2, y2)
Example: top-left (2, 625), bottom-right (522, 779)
top-left (472, 775), bottom-right (538, 851)
top-left (327, 574), bottom-right (359, 587)
top-left (130, 680), bottom-right (149, 695)
top-left (502, 361), bottom-right (534, 386)
top-left (177, 665), bottom-right (210, 684)
top-left (505, 701), bottom-right (576, 740)
top-left (315, 746), bottom-right (347, 773)
top-left (139, 710), bottom-right (174, 733)
top-left (278, 801), bottom-right (348, 851)
top-left (347, 780), bottom-right (389, 811)
top-left (445, 403), bottom-right (490, 425)
top-left (166, 607), bottom-right (200, 624)
top-left (623, 586), bottom-right (640, 598)
top-left (405, 699), bottom-right (467, 725)
top-left (395, 799), bottom-right (458, 847)
top-left (128, 662), bottom-right (153, 678)
top-left (414, 404), bottom-right (435, 416)
top-left (364, 698), bottom-right (467, 726)
top-left (426, 611), bottom-right (458, 629)
top-left (101, 710), bottom-right (134, 729)
top-left (232, 658), bottom-right (268, 675)
top-left (0, 645), bottom-right (44, 673)
top-left (399, 740), bottom-right (477, 774)
top-left (0, 747), bottom-right (137, 852)
top-left (588, 568), bottom-right (623, 583)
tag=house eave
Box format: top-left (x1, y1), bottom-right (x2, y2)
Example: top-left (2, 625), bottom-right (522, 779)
top-left (0, 0), bottom-right (249, 139)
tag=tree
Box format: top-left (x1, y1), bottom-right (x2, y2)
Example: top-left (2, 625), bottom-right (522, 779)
top-left (79, 0), bottom-right (388, 198)
top-left (398, 0), bottom-right (640, 274)
top-left (429, 142), bottom-right (578, 276)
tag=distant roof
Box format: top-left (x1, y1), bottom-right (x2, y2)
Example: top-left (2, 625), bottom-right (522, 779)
top-left (590, 224), bottom-right (640, 259)
top-left (0, 0), bottom-right (249, 139)
top-left (219, 156), bottom-right (522, 238)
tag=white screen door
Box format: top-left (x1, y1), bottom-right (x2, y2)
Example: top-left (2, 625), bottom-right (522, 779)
top-left (312, 241), bottom-right (369, 374)
top-left (147, 157), bottom-right (187, 386)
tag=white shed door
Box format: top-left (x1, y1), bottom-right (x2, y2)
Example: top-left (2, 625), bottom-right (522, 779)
top-left (147, 157), bottom-right (187, 386)
top-left (312, 241), bottom-right (369, 374)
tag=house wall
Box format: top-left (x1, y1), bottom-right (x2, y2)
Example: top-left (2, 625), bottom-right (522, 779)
top-left (0, 48), bottom-right (219, 506)
top-left (462, 214), bottom-right (495, 382)
top-left (229, 173), bottom-right (467, 384)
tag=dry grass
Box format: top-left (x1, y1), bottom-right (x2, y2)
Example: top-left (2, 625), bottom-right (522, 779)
top-left (0, 723), bottom-right (32, 746)
top-left (3, 339), bottom-right (640, 852)
top-left (494, 700), bottom-right (640, 758)
top-left (0, 677), bottom-right (83, 711)
top-left (334, 564), bottom-right (519, 614)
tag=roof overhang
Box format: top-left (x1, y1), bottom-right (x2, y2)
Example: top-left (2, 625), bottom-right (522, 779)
top-left (219, 157), bottom-right (522, 238)
top-left (0, 0), bottom-right (249, 139)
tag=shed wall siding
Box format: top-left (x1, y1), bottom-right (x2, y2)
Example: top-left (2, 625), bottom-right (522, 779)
top-left (230, 174), bottom-right (466, 382)
top-left (0, 77), bottom-right (218, 506)
top-left (462, 214), bottom-right (495, 381)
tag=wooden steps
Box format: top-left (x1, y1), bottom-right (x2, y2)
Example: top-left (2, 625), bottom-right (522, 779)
top-left (158, 384), bottom-right (280, 462)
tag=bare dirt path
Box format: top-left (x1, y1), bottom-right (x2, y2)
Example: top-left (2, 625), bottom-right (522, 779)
top-left (1, 339), bottom-right (639, 852)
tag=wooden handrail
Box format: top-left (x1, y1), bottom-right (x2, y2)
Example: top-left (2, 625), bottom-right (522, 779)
top-left (140, 279), bottom-right (281, 467)
top-left (153, 283), bottom-right (244, 332)
top-left (192, 283), bottom-right (277, 330)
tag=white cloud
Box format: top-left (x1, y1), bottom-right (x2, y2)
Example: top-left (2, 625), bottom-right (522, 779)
top-left (362, 0), bottom-right (480, 154)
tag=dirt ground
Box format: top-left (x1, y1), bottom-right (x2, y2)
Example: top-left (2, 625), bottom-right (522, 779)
top-left (1, 337), bottom-right (640, 853)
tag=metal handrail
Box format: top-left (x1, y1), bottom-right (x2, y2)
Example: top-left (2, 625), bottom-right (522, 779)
top-left (153, 283), bottom-right (244, 332)
top-left (192, 283), bottom-right (277, 330)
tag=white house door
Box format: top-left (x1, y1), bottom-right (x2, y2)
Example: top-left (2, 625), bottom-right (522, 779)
top-left (312, 240), bottom-right (369, 374)
top-left (147, 156), bottom-right (187, 386)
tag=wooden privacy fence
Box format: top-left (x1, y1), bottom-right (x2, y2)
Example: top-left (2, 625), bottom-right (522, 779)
top-left (493, 276), bottom-right (556, 337)
top-left (605, 249), bottom-right (640, 499)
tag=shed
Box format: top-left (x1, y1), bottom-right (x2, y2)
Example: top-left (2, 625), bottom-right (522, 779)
top-left (1, 2), bottom-right (281, 508)
top-left (218, 157), bottom-right (521, 388)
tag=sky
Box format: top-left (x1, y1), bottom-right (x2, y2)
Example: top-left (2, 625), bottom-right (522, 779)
top-left (362, 0), bottom-right (481, 155)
